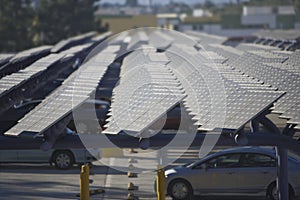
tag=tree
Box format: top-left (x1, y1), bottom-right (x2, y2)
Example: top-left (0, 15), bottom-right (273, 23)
top-left (0, 0), bottom-right (100, 52)
top-left (204, 0), bottom-right (215, 9)
top-left (295, 0), bottom-right (300, 11)
top-left (33, 0), bottom-right (98, 45)
top-left (0, 0), bottom-right (34, 52)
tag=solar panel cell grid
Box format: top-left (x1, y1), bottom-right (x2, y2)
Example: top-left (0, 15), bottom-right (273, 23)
top-left (5, 45), bottom-right (118, 137)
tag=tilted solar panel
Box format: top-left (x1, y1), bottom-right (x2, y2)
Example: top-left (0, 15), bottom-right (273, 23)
top-left (5, 45), bottom-right (118, 137)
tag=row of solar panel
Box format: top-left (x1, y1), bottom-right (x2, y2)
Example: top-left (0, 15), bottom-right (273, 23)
top-left (0, 33), bottom-right (111, 116)
top-left (105, 44), bottom-right (185, 135)
top-left (0, 31), bottom-right (109, 78)
top-left (253, 30), bottom-right (300, 51)
top-left (102, 30), bottom-right (284, 136)
top-left (254, 30), bottom-right (300, 41)
top-left (3, 29), bottom-right (298, 140)
top-left (5, 43), bottom-right (120, 137)
top-left (195, 33), bottom-right (300, 130)
top-left (167, 44), bottom-right (283, 133)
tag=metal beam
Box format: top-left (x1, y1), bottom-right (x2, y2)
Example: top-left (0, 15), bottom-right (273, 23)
top-left (2, 131), bottom-right (299, 154)
top-left (276, 146), bottom-right (289, 200)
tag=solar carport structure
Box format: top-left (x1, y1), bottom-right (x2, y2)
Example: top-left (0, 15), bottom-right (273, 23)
top-left (253, 29), bottom-right (300, 51)
top-left (1, 29), bottom-right (300, 200)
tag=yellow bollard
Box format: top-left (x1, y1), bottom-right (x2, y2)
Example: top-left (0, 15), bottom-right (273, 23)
top-left (156, 166), bottom-right (166, 200)
top-left (80, 164), bottom-right (90, 200)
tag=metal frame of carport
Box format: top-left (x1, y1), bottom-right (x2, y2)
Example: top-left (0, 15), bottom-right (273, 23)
top-left (250, 109), bottom-right (291, 200)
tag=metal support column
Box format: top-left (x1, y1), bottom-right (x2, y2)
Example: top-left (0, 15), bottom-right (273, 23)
top-left (276, 146), bottom-right (289, 200)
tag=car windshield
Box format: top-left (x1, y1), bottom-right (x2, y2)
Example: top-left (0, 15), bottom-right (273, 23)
top-left (288, 151), bottom-right (300, 163)
top-left (186, 155), bottom-right (214, 168)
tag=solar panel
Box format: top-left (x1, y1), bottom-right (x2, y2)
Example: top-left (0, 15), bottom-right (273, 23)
top-left (5, 44), bottom-right (118, 137)
top-left (10, 46), bottom-right (52, 64)
top-left (91, 32), bottom-right (112, 43)
top-left (165, 44), bottom-right (284, 133)
top-left (235, 43), bottom-right (280, 52)
top-left (0, 46), bottom-right (52, 77)
top-left (254, 29), bottom-right (300, 41)
top-left (0, 41), bottom-right (95, 101)
top-left (210, 40), bottom-right (300, 130)
top-left (51, 31), bottom-right (97, 53)
top-left (127, 31), bottom-right (149, 50)
top-left (0, 54), bottom-right (65, 98)
top-left (104, 50), bottom-right (185, 135)
top-left (149, 30), bottom-right (173, 50)
top-left (108, 32), bottom-right (129, 45)
top-left (185, 31), bottom-right (228, 45)
top-left (0, 53), bottom-right (15, 67)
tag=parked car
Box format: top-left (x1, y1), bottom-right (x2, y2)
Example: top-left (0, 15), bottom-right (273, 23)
top-left (0, 129), bottom-right (102, 170)
top-left (164, 147), bottom-right (300, 200)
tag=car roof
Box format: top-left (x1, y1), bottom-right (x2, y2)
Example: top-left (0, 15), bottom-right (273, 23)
top-left (187, 147), bottom-right (300, 169)
top-left (201, 146), bottom-right (276, 161)
top-left (214, 146), bottom-right (276, 156)
top-left (187, 147), bottom-right (277, 168)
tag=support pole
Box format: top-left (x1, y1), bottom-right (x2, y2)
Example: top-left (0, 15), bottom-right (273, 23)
top-left (80, 164), bottom-right (90, 200)
top-left (156, 166), bottom-right (166, 200)
top-left (276, 147), bottom-right (289, 200)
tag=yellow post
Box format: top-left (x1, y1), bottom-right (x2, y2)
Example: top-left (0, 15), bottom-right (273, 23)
top-left (80, 164), bottom-right (90, 200)
top-left (156, 166), bottom-right (166, 200)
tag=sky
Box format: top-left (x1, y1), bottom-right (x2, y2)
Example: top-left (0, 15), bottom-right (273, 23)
top-left (99, 0), bottom-right (240, 5)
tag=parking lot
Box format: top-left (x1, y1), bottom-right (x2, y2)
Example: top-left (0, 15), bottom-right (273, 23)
top-left (2, 146), bottom-right (299, 200)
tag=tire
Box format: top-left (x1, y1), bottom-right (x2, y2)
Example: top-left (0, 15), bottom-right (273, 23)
top-left (267, 182), bottom-right (295, 200)
top-left (168, 179), bottom-right (193, 200)
top-left (52, 151), bottom-right (74, 170)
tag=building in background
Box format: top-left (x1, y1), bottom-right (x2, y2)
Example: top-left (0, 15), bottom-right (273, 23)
top-left (95, 2), bottom-right (299, 37)
top-left (241, 6), bottom-right (296, 29)
top-left (156, 13), bottom-right (180, 30)
top-left (101, 15), bottom-right (157, 33)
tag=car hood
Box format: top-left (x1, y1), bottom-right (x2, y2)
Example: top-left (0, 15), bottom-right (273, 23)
top-left (165, 166), bottom-right (186, 176)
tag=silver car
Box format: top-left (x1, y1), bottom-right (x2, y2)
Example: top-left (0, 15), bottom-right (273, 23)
top-left (0, 129), bottom-right (102, 170)
top-left (0, 147), bottom-right (101, 170)
top-left (165, 147), bottom-right (300, 200)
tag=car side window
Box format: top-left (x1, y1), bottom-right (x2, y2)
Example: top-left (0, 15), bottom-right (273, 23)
top-left (205, 153), bottom-right (241, 169)
top-left (241, 153), bottom-right (276, 167)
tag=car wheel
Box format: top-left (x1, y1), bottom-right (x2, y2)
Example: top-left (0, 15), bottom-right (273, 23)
top-left (53, 151), bottom-right (74, 170)
top-left (267, 182), bottom-right (295, 200)
top-left (168, 179), bottom-right (193, 200)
